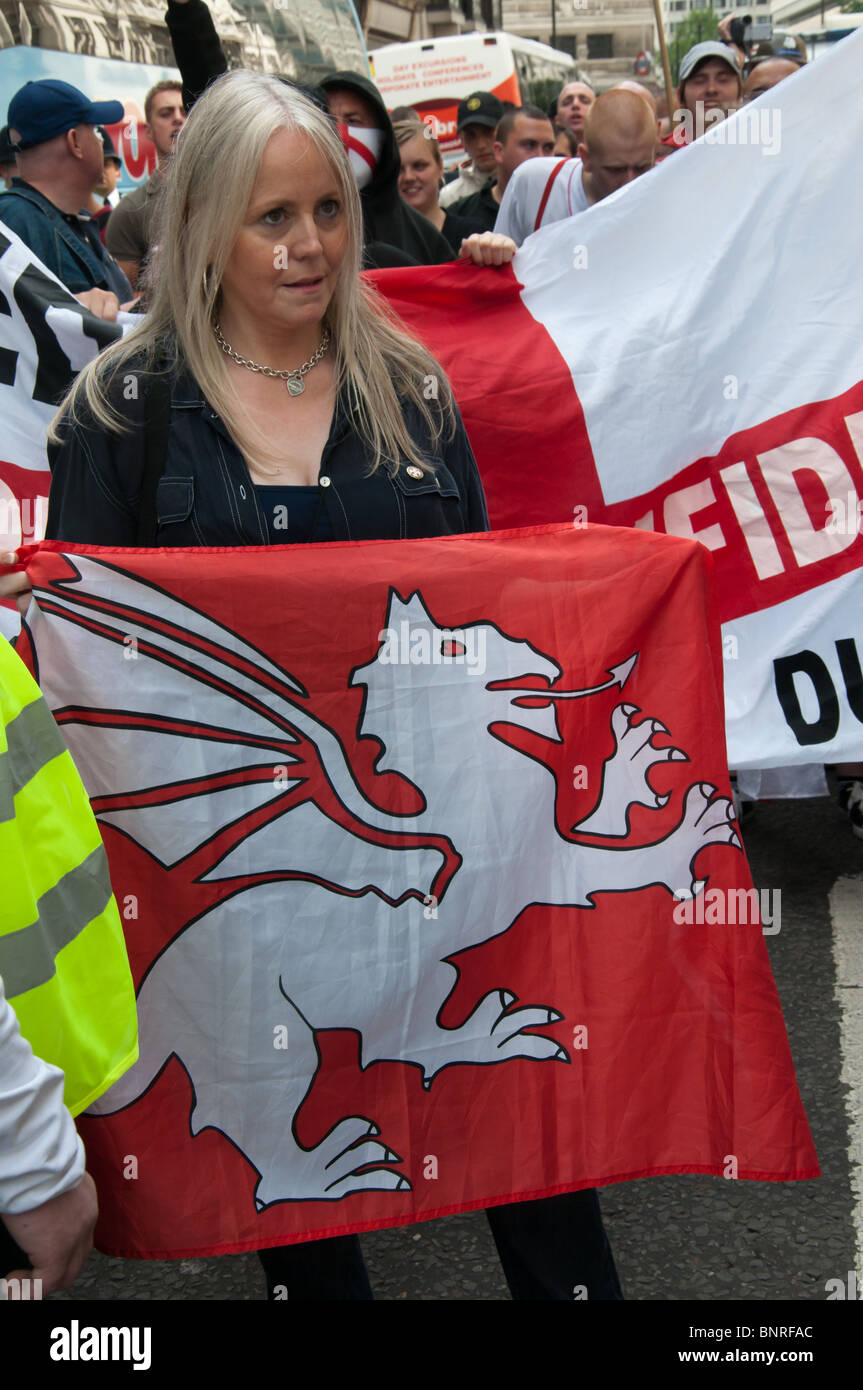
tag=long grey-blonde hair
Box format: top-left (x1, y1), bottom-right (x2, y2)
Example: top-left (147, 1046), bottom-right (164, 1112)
top-left (50, 69), bottom-right (454, 474)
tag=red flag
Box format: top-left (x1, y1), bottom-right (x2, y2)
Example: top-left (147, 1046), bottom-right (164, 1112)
top-left (374, 262), bottom-right (596, 532)
top-left (21, 526), bottom-right (817, 1258)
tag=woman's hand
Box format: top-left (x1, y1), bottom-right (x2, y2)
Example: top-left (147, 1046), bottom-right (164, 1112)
top-left (0, 552), bottom-right (32, 617)
top-left (458, 232), bottom-right (518, 267)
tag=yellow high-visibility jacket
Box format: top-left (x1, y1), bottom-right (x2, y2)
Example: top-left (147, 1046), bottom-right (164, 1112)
top-left (0, 633), bottom-right (137, 1116)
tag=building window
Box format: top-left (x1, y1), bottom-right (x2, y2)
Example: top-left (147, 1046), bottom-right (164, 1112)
top-left (586, 33), bottom-right (614, 60)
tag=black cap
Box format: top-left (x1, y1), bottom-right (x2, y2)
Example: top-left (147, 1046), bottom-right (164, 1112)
top-left (0, 125), bottom-right (16, 163)
top-left (456, 92), bottom-right (503, 133)
top-left (95, 125), bottom-right (121, 163)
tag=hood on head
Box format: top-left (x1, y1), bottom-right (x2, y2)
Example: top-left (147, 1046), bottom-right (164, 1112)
top-left (318, 70), bottom-right (400, 202)
top-left (318, 71), bottom-right (452, 265)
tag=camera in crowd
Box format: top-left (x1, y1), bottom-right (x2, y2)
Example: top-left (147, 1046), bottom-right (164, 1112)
top-left (729, 14), bottom-right (774, 50)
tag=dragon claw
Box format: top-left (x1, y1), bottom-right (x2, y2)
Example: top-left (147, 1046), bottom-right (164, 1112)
top-left (578, 703), bottom-right (689, 835)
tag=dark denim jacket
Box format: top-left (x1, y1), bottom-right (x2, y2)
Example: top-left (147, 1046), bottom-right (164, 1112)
top-left (0, 180), bottom-right (133, 300)
top-left (45, 363), bottom-right (489, 548)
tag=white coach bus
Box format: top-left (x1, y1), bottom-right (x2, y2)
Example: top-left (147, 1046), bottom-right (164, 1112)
top-left (371, 31), bottom-right (580, 158)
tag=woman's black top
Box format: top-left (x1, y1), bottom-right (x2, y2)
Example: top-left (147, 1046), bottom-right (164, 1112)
top-left (46, 363), bottom-right (489, 548)
top-left (254, 485), bottom-right (335, 545)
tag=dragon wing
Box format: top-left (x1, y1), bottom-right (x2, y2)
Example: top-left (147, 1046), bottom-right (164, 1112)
top-left (26, 554), bottom-right (458, 904)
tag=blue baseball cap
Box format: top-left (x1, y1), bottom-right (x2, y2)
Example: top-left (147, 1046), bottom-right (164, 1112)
top-left (7, 79), bottom-right (124, 151)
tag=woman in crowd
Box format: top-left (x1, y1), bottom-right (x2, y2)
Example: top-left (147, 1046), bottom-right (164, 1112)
top-left (0, 69), bottom-right (619, 1302)
top-left (395, 120), bottom-right (487, 255)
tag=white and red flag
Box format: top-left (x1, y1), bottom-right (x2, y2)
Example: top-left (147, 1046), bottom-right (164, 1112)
top-left (375, 33), bottom-right (863, 772)
top-left (18, 532), bottom-right (816, 1256)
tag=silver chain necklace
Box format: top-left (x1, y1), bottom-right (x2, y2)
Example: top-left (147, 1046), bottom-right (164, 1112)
top-left (214, 323), bottom-right (330, 396)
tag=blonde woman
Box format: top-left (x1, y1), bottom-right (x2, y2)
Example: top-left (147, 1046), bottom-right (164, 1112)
top-left (37, 83), bottom-right (489, 545)
top-left (0, 69), bottom-right (617, 1303)
top-left (396, 120), bottom-right (487, 255)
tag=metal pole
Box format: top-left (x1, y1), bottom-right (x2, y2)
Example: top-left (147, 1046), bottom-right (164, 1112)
top-left (552, 0), bottom-right (557, 50)
top-left (652, 0), bottom-right (675, 122)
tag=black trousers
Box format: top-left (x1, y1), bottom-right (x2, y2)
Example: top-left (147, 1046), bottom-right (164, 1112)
top-left (0, 1220), bottom-right (30, 1279)
top-left (2, 1189), bottom-right (622, 1302)
top-left (258, 1188), bottom-right (623, 1301)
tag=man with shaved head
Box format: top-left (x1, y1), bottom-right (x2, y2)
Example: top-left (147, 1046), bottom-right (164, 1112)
top-left (495, 89), bottom-right (657, 246)
top-left (555, 80), bottom-right (595, 144)
top-left (743, 57), bottom-right (802, 102)
top-left (613, 80), bottom-right (658, 118)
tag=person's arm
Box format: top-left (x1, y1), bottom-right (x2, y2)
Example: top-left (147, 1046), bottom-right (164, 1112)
top-left (103, 194), bottom-right (148, 287)
top-left (0, 975), bottom-right (98, 1294)
top-left (165, 0), bottom-right (229, 112)
top-left (115, 259), bottom-right (140, 292)
top-left (363, 241), bottom-right (420, 270)
top-left (445, 403), bottom-right (489, 535)
top-left (45, 399), bottom-right (146, 547)
top-left (717, 14), bottom-right (748, 68)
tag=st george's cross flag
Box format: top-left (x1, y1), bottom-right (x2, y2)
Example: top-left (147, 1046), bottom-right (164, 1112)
top-left (373, 33), bottom-right (863, 773)
top-left (19, 529), bottom-right (817, 1257)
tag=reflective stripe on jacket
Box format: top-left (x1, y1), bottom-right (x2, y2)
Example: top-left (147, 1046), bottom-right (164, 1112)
top-left (0, 634), bottom-right (138, 1116)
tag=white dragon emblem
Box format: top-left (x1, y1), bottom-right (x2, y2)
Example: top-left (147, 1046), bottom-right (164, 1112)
top-left (28, 557), bottom-right (740, 1208)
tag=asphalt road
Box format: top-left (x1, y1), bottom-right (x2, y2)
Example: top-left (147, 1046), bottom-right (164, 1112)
top-left (47, 785), bottom-right (861, 1303)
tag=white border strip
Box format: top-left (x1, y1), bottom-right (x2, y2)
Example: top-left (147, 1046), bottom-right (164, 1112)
top-left (829, 872), bottom-right (863, 1290)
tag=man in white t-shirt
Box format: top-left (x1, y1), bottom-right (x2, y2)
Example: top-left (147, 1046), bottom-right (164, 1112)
top-left (495, 90), bottom-right (657, 246)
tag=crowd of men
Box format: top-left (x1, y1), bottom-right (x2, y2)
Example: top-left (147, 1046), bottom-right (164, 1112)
top-left (0, 8), bottom-right (812, 319)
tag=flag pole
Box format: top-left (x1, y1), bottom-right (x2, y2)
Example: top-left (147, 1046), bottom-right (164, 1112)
top-left (652, 0), bottom-right (676, 126)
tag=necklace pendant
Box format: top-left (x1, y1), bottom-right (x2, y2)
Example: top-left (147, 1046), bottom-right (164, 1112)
top-left (286, 375), bottom-right (305, 397)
